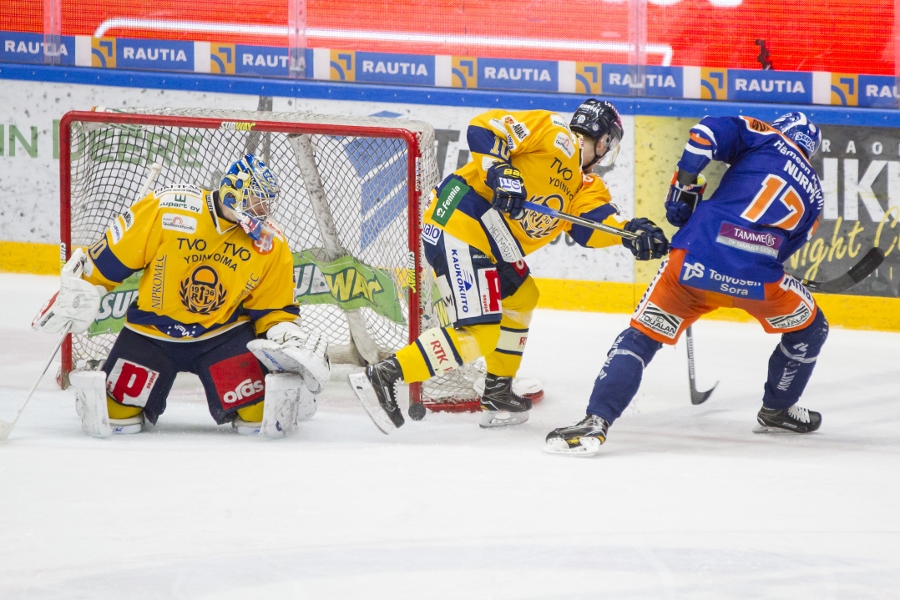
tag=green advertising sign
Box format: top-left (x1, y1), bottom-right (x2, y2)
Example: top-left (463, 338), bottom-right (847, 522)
top-left (293, 250), bottom-right (406, 325)
top-left (88, 271), bottom-right (141, 336)
top-left (85, 250), bottom-right (408, 336)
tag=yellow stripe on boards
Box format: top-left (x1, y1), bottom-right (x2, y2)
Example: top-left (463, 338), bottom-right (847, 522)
top-left (533, 277), bottom-right (900, 332)
top-left (0, 241), bottom-right (59, 275)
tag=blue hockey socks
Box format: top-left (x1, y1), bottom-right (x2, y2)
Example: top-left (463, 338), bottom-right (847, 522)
top-left (587, 327), bottom-right (662, 424)
top-left (763, 309), bottom-right (829, 410)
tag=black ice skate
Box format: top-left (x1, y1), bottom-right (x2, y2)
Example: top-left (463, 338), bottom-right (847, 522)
top-left (348, 357), bottom-right (405, 434)
top-left (544, 415), bottom-right (609, 456)
top-left (754, 404), bottom-right (822, 434)
top-left (479, 374), bottom-right (532, 428)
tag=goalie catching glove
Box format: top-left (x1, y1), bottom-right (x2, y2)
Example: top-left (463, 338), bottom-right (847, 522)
top-left (664, 171), bottom-right (707, 228)
top-left (622, 217), bottom-right (670, 261)
top-left (247, 322), bottom-right (331, 394)
top-left (32, 248), bottom-right (106, 335)
top-left (485, 161), bottom-right (527, 220)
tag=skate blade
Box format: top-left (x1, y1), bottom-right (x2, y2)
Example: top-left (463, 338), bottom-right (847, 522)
top-left (752, 423), bottom-right (812, 434)
top-left (543, 436), bottom-right (603, 457)
top-left (348, 373), bottom-right (396, 435)
top-left (479, 410), bottom-right (529, 429)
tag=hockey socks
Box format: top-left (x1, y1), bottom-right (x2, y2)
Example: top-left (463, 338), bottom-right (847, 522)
top-left (763, 310), bottom-right (828, 410)
top-left (586, 327), bottom-right (662, 424)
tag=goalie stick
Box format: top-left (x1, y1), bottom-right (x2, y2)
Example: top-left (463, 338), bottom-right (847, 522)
top-left (0, 323), bottom-right (73, 441)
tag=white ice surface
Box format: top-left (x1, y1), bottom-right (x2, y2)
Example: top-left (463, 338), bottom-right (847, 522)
top-left (1, 273), bottom-right (899, 599)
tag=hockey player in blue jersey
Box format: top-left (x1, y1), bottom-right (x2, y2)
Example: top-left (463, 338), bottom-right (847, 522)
top-left (546, 112), bottom-right (828, 456)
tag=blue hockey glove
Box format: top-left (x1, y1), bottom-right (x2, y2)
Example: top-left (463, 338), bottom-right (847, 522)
top-left (664, 172), bottom-right (707, 227)
top-left (485, 162), bottom-right (527, 220)
top-left (623, 217), bottom-right (670, 261)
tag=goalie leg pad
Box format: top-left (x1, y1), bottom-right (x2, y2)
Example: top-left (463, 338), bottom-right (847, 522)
top-left (70, 370), bottom-right (111, 438)
top-left (258, 373), bottom-right (312, 438)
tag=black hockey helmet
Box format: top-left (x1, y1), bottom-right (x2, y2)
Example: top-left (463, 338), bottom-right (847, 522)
top-left (570, 98), bottom-right (624, 169)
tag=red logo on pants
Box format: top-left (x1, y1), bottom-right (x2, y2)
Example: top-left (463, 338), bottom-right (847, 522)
top-left (107, 359), bottom-right (159, 407)
top-left (209, 352), bottom-right (265, 410)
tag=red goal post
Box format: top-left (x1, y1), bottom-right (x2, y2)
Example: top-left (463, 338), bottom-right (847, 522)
top-left (58, 107), bottom-right (483, 412)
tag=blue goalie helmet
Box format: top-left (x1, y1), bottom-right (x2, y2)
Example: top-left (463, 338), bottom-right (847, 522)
top-left (219, 153), bottom-right (281, 219)
top-left (772, 112), bottom-right (822, 159)
top-left (569, 98), bottom-right (624, 168)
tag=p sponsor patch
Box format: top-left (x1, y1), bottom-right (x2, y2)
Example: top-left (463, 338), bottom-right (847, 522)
top-left (107, 359), bottom-right (160, 407)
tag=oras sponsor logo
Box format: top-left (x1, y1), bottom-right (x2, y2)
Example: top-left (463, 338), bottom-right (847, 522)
top-left (223, 378), bottom-right (264, 405)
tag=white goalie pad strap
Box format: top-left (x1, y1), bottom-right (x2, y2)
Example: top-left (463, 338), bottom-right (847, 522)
top-left (70, 370), bottom-right (110, 438)
top-left (260, 373), bottom-right (311, 438)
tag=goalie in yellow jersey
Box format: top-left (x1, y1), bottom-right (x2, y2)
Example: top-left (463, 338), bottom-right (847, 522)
top-left (32, 154), bottom-right (331, 438)
top-left (350, 99), bottom-right (670, 432)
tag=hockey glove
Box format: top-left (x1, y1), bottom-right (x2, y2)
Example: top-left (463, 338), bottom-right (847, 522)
top-left (623, 217), bottom-right (670, 261)
top-left (485, 161), bottom-right (527, 220)
top-left (32, 248), bottom-right (106, 335)
top-left (247, 322), bottom-right (331, 394)
top-left (664, 172), bottom-right (707, 228)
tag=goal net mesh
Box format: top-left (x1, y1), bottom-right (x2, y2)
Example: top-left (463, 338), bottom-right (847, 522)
top-left (62, 107), bottom-right (484, 410)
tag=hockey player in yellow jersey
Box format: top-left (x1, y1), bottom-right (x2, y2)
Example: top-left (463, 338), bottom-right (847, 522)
top-left (350, 99), bottom-right (670, 432)
top-left (32, 154), bottom-right (331, 438)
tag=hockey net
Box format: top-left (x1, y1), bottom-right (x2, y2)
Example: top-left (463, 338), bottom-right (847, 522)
top-left (59, 107), bottom-right (485, 412)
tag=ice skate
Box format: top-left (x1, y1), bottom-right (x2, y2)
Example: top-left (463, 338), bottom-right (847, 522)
top-left (479, 374), bottom-right (532, 428)
top-left (348, 357), bottom-right (405, 434)
top-left (754, 404), bottom-right (821, 433)
top-left (544, 415), bottom-right (609, 456)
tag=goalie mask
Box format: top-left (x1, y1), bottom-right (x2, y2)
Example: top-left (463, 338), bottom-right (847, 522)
top-left (219, 154), bottom-right (281, 242)
top-left (772, 111), bottom-right (822, 159)
top-left (570, 99), bottom-right (624, 170)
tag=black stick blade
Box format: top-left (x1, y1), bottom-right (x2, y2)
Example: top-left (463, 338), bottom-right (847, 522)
top-left (804, 247), bottom-right (885, 293)
top-left (690, 381), bottom-right (718, 405)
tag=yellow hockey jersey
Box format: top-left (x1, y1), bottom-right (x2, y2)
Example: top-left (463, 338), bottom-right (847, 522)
top-left (83, 184), bottom-right (300, 341)
top-left (423, 109), bottom-right (625, 262)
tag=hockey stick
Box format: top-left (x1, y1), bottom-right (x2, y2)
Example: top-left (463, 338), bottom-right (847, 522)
top-left (684, 247), bottom-right (886, 406)
top-left (686, 326), bottom-right (717, 405)
top-left (0, 323), bottom-right (73, 441)
top-left (523, 201), bottom-right (640, 240)
top-left (801, 247), bottom-right (885, 293)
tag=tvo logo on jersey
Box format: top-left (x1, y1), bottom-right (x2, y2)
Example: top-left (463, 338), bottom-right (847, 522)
top-left (223, 378), bottom-right (264, 405)
top-left (682, 260), bottom-right (705, 281)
